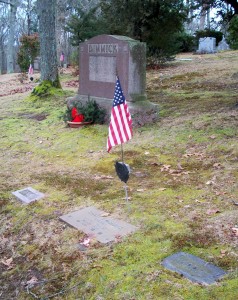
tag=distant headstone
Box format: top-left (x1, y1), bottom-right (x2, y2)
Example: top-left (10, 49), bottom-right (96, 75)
top-left (12, 187), bottom-right (44, 204)
top-left (33, 57), bottom-right (40, 70)
top-left (60, 206), bottom-right (137, 244)
top-left (197, 37), bottom-right (216, 54)
top-left (67, 34), bottom-right (158, 125)
top-left (217, 37), bottom-right (230, 51)
top-left (162, 252), bottom-right (227, 285)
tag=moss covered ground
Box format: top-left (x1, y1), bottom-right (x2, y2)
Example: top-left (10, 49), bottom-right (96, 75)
top-left (0, 51), bottom-right (238, 299)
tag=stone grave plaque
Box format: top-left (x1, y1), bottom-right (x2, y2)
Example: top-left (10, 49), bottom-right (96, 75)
top-left (60, 206), bottom-right (137, 244)
top-left (162, 252), bottom-right (227, 285)
top-left (12, 187), bottom-right (45, 204)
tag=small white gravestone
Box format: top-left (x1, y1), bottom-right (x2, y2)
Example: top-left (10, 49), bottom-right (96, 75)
top-left (60, 206), bottom-right (137, 244)
top-left (197, 37), bottom-right (216, 53)
top-left (12, 187), bottom-right (45, 204)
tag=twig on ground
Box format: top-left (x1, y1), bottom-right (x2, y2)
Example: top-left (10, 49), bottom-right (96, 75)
top-left (26, 281), bottom-right (83, 300)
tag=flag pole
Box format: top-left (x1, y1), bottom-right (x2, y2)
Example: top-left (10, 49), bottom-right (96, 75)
top-left (121, 143), bottom-right (124, 163)
top-left (121, 143), bottom-right (129, 204)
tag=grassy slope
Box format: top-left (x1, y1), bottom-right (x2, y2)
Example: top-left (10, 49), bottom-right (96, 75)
top-left (0, 51), bottom-right (238, 300)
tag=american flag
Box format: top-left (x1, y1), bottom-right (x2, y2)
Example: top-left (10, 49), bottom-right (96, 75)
top-left (28, 64), bottom-right (34, 75)
top-left (107, 76), bottom-right (132, 152)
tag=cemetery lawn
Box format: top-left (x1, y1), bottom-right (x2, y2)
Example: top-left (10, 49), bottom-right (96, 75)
top-left (1, 51), bottom-right (238, 300)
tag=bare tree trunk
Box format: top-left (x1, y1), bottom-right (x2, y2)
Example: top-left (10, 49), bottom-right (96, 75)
top-left (0, 40), bottom-right (3, 74)
top-left (37, 0), bottom-right (60, 87)
top-left (56, 0), bottom-right (65, 66)
top-left (27, 0), bottom-right (31, 35)
top-left (199, 3), bottom-right (206, 30)
top-left (7, 0), bottom-right (17, 73)
top-left (206, 7), bottom-right (210, 30)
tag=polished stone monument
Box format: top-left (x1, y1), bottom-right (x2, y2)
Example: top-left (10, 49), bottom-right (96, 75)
top-left (67, 34), bottom-right (158, 125)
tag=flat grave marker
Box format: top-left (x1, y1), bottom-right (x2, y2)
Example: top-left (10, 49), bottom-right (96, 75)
top-left (12, 187), bottom-right (45, 204)
top-left (60, 206), bottom-right (137, 244)
top-left (162, 252), bottom-right (227, 285)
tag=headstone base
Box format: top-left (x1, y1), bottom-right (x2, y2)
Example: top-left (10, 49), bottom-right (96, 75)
top-left (67, 95), bottom-right (158, 126)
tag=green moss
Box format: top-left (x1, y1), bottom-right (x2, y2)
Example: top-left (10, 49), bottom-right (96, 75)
top-left (30, 80), bottom-right (64, 101)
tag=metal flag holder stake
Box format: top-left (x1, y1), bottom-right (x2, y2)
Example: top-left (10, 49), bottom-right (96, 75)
top-left (115, 144), bottom-right (130, 207)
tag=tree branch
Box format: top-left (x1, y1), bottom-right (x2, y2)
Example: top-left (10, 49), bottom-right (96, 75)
top-left (0, 0), bottom-right (11, 5)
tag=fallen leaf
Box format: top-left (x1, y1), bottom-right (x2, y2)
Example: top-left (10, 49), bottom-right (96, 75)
top-left (206, 180), bottom-right (214, 185)
top-left (206, 209), bottom-right (220, 215)
top-left (183, 153), bottom-right (193, 158)
top-left (231, 228), bottom-right (238, 236)
top-left (80, 238), bottom-right (90, 247)
top-left (177, 164), bottom-right (184, 170)
top-left (215, 191), bottom-right (227, 196)
top-left (213, 163), bottom-right (222, 169)
top-left (1, 257), bottom-right (14, 269)
top-left (150, 162), bottom-right (159, 166)
top-left (137, 189), bottom-right (145, 192)
top-left (160, 164), bottom-right (171, 172)
top-left (100, 213), bottom-right (110, 217)
top-left (158, 188), bottom-right (166, 191)
top-left (26, 276), bottom-right (38, 286)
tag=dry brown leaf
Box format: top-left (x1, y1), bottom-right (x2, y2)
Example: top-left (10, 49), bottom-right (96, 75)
top-left (213, 163), bottom-right (222, 169)
top-left (177, 164), bottom-right (184, 170)
top-left (160, 164), bottom-right (171, 172)
top-left (1, 257), bottom-right (14, 269)
top-left (209, 135), bottom-right (216, 139)
top-left (26, 276), bottom-right (38, 286)
top-left (206, 209), bottom-right (220, 215)
top-left (150, 162), bottom-right (159, 166)
top-left (231, 228), bottom-right (238, 236)
top-left (206, 180), bottom-right (214, 185)
top-left (100, 213), bottom-right (110, 217)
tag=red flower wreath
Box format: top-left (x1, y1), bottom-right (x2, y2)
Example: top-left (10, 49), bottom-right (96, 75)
top-left (71, 107), bottom-right (84, 122)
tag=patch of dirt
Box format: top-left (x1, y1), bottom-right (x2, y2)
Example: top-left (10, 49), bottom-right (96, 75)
top-left (18, 112), bottom-right (48, 121)
top-left (207, 210), bottom-right (238, 247)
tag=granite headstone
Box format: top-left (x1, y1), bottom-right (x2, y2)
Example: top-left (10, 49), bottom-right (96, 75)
top-left (67, 34), bottom-right (158, 125)
top-left (197, 37), bottom-right (216, 54)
